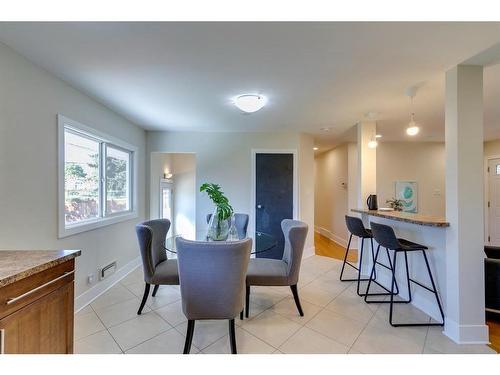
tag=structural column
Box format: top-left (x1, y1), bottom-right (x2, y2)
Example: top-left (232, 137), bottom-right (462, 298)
top-left (356, 121), bottom-right (377, 274)
top-left (445, 65), bottom-right (488, 343)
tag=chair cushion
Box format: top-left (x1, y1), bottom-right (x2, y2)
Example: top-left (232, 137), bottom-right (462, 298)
top-left (151, 259), bottom-right (180, 285)
top-left (246, 258), bottom-right (289, 286)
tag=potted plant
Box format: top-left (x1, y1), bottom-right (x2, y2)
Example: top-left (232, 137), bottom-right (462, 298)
top-left (200, 183), bottom-right (234, 240)
top-left (386, 197), bottom-right (404, 211)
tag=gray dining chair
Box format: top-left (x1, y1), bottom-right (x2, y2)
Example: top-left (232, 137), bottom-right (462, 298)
top-left (176, 237), bottom-right (252, 354)
top-left (135, 219), bottom-right (179, 315)
top-left (245, 219), bottom-right (308, 318)
top-left (206, 213), bottom-right (249, 239)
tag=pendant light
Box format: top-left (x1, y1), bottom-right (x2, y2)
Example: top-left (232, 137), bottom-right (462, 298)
top-left (405, 87), bottom-right (420, 136)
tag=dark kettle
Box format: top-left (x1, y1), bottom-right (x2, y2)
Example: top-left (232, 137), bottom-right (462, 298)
top-left (367, 194), bottom-right (378, 210)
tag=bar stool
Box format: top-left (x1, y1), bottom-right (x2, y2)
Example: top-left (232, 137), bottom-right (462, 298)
top-left (341, 216), bottom-right (380, 296)
top-left (366, 222), bottom-right (445, 327)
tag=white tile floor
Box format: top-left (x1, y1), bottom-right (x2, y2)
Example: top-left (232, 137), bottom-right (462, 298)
top-left (74, 255), bottom-right (496, 354)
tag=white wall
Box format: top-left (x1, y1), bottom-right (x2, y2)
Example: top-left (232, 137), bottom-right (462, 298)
top-left (314, 144), bottom-right (349, 246)
top-left (147, 131), bottom-right (315, 253)
top-left (376, 142), bottom-right (446, 217)
top-left (0, 42), bottom-right (147, 297)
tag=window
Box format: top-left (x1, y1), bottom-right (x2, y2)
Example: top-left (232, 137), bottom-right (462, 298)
top-left (59, 115), bottom-right (137, 237)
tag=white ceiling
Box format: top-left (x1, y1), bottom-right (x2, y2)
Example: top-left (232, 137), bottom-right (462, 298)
top-left (1, 22), bottom-right (500, 150)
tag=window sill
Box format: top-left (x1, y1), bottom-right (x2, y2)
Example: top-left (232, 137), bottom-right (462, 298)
top-left (58, 211), bottom-right (138, 238)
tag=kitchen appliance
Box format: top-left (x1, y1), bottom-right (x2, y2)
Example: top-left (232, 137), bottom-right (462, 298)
top-left (367, 194), bottom-right (378, 210)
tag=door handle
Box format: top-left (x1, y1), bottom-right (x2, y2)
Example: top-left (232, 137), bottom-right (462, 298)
top-left (257, 204), bottom-right (263, 209)
top-left (6, 271), bottom-right (74, 305)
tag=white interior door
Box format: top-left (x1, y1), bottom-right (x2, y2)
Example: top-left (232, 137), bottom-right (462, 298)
top-left (488, 158), bottom-right (500, 246)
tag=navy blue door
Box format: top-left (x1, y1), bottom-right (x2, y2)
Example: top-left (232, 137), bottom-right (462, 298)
top-left (255, 153), bottom-right (294, 259)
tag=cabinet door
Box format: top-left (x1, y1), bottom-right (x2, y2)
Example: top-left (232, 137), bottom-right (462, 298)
top-left (0, 282), bottom-right (74, 354)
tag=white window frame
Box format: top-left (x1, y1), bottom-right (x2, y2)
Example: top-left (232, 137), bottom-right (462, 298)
top-left (58, 114), bottom-right (138, 238)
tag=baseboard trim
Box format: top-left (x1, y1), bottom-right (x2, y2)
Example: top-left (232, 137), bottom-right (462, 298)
top-left (74, 256), bottom-right (142, 313)
top-left (443, 318), bottom-right (490, 344)
top-left (303, 246), bottom-right (315, 259)
top-left (314, 226), bottom-right (355, 249)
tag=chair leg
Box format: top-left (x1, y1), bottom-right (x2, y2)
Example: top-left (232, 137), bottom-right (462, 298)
top-left (364, 244), bottom-right (381, 302)
top-left (245, 285), bottom-right (250, 318)
top-left (339, 234), bottom-right (353, 280)
top-left (229, 319), bottom-right (237, 354)
top-left (290, 284), bottom-right (304, 316)
top-left (355, 238), bottom-right (365, 296)
top-left (404, 252), bottom-right (412, 302)
top-left (183, 320), bottom-right (195, 354)
top-left (422, 250), bottom-right (445, 325)
top-left (389, 251), bottom-right (398, 326)
top-left (370, 237), bottom-right (377, 280)
top-left (152, 285), bottom-right (160, 297)
top-left (137, 283), bottom-right (150, 315)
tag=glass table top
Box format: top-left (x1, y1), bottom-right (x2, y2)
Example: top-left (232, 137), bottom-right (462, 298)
top-left (164, 230), bottom-right (277, 255)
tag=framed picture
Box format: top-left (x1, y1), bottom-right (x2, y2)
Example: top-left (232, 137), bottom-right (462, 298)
top-left (395, 181), bottom-right (418, 213)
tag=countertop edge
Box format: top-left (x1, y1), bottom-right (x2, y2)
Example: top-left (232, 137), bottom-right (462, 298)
top-left (351, 209), bottom-right (450, 227)
top-left (0, 250), bottom-right (81, 288)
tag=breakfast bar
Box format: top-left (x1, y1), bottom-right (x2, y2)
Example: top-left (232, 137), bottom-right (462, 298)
top-left (351, 209), bottom-right (449, 322)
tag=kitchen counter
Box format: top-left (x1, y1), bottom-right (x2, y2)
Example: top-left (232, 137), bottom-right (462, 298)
top-left (351, 208), bottom-right (449, 227)
top-left (0, 250), bottom-right (81, 288)
top-left (352, 208), bottom-right (447, 323)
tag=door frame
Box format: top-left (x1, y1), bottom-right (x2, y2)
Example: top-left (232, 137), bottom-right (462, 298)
top-left (250, 149), bottom-right (299, 238)
top-left (484, 154), bottom-right (500, 245)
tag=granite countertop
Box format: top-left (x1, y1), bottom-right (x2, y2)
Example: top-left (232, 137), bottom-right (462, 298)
top-left (352, 209), bottom-right (450, 227)
top-left (0, 250), bottom-right (81, 288)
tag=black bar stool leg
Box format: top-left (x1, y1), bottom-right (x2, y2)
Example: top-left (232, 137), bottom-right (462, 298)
top-left (340, 234), bottom-right (353, 280)
top-left (385, 248), bottom-right (400, 295)
top-left (370, 238), bottom-right (377, 280)
top-left (422, 250), bottom-right (445, 324)
top-left (404, 251), bottom-right (412, 302)
top-left (364, 244), bottom-right (381, 302)
top-left (389, 251), bottom-right (398, 326)
top-left (356, 238), bottom-right (365, 296)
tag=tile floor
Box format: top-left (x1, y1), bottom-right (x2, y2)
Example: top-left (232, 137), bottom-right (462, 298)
top-left (74, 255), bottom-right (496, 354)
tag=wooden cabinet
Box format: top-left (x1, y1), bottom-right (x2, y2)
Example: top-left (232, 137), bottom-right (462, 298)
top-left (0, 259), bottom-right (75, 354)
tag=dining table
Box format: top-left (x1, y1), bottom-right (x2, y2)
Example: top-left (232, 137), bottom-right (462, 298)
top-left (163, 230), bottom-right (277, 256)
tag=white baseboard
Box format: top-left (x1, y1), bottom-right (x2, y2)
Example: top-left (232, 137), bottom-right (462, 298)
top-left (303, 246), bottom-right (315, 259)
top-left (443, 318), bottom-right (490, 344)
top-left (74, 256), bottom-right (142, 313)
top-left (315, 226), bottom-right (355, 249)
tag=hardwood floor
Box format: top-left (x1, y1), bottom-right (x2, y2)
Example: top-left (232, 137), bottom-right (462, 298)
top-left (314, 231), bottom-right (499, 353)
top-left (486, 313), bottom-right (500, 353)
top-left (314, 231), bottom-right (357, 262)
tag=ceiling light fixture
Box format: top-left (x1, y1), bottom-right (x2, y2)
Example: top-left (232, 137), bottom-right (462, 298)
top-left (367, 139), bottom-right (378, 149)
top-left (375, 134), bottom-right (382, 138)
top-left (233, 94), bottom-right (267, 113)
top-left (313, 147), bottom-right (319, 151)
top-left (405, 87), bottom-right (420, 136)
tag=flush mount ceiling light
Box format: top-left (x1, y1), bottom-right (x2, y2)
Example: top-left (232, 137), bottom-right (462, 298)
top-left (313, 147), bottom-right (319, 151)
top-left (367, 139), bottom-right (378, 149)
top-left (375, 134), bottom-right (382, 138)
top-left (405, 86), bottom-right (420, 136)
top-left (233, 94), bottom-right (267, 113)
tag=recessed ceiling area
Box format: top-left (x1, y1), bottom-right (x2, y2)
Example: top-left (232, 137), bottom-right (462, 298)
top-left (0, 22), bottom-right (499, 150)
